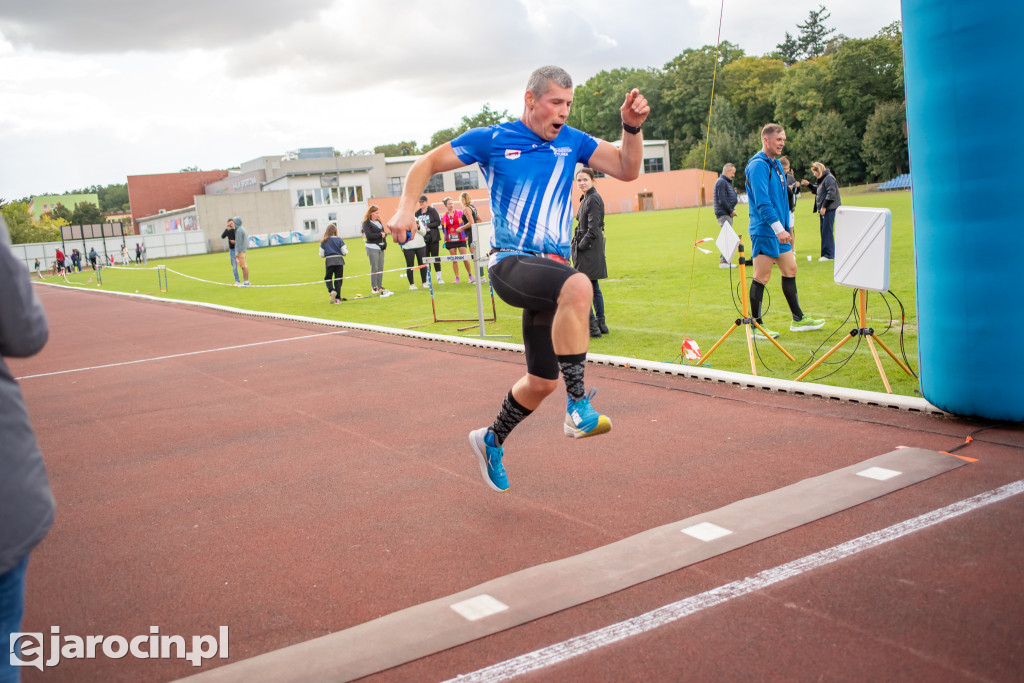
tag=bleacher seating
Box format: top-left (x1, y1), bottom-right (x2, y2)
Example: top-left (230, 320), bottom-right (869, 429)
top-left (877, 173), bottom-right (911, 191)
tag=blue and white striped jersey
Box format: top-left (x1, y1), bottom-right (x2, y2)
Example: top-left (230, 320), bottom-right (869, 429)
top-left (451, 120), bottom-right (598, 262)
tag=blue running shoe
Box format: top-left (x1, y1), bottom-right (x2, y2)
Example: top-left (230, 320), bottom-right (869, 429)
top-left (564, 388), bottom-right (612, 438)
top-left (469, 428), bottom-right (509, 492)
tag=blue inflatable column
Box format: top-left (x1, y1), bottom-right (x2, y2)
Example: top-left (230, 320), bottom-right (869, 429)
top-left (902, 1), bottom-right (1024, 420)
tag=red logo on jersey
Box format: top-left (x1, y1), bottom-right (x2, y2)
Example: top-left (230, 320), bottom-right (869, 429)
top-left (504, 150), bottom-right (521, 160)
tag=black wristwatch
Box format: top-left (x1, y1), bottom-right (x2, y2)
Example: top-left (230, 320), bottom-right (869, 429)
top-left (622, 121), bottom-right (642, 135)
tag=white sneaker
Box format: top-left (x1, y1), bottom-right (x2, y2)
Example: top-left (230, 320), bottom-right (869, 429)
top-left (380, 290), bottom-right (394, 298)
top-left (409, 284), bottom-right (417, 290)
top-left (437, 276), bottom-right (445, 284)
top-left (818, 256), bottom-right (832, 262)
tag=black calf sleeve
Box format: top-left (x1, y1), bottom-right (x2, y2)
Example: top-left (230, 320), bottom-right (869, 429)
top-left (749, 279), bottom-right (765, 324)
top-left (781, 276), bottom-right (803, 321)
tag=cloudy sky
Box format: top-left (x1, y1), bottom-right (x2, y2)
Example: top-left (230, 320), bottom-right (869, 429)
top-left (0, 0), bottom-right (900, 200)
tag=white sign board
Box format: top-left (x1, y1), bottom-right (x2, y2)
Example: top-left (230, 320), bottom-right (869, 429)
top-left (834, 206), bottom-right (891, 292)
top-left (716, 220), bottom-right (740, 263)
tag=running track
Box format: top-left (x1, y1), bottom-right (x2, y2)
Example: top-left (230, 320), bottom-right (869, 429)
top-left (11, 285), bottom-right (1024, 682)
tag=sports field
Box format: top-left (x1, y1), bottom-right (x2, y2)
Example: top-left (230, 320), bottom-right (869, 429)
top-left (51, 189), bottom-right (919, 396)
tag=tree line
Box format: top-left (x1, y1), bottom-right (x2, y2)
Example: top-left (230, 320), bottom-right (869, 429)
top-left (377, 6), bottom-right (907, 191)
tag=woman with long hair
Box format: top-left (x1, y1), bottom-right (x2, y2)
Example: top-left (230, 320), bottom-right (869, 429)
top-left (570, 167), bottom-right (609, 337)
top-left (319, 223), bottom-right (348, 303)
top-left (441, 197), bottom-right (473, 283)
top-left (460, 192), bottom-right (484, 282)
top-left (801, 162), bottom-right (842, 261)
top-left (361, 205), bottom-right (392, 296)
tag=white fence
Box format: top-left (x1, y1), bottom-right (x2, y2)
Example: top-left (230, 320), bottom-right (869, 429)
top-left (11, 231), bottom-right (209, 272)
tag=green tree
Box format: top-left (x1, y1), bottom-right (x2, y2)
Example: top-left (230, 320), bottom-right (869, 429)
top-left (773, 32), bottom-right (801, 66)
top-left (772, 57), bottom-right (832, 131)
top-left (861, 101), bottom-right (909, 181)
top-left (799, 111), bottom-right (864, 184)
top-left (374, 141), bottom-right (419, 157)
top-left (422, 103), bottom-right (513, 151)
top-left (49, 202), bottom-right (73, 223)
top-left (680, 99), bottom-right (747, 175)
top-left (1, 201), bottom-right (35, 244)
top-left (797, 5), bottom-right (836, 59)
top-left (71, 202), bottom-right (105, 225)
top-left (719, 56), bottom-right (786, 134)
top-left (98, 184), bottom-right (130, 212)
top-left (567, 67), bottom-right (664, 143)
top-left (825, 30), bottom-right (904, 137)
top-left (660, 42), bottom-right (745, 168)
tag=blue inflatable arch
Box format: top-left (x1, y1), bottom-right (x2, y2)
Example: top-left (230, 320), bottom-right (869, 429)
top-left (903, 1), bottom-right (1023, 420)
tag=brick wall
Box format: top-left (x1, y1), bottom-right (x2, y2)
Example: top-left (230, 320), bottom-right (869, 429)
top-left (127, 170), bottom-right (229, 233)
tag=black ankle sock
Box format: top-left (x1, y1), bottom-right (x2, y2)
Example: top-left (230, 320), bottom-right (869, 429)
top-left (781, 276), bottom-right (803, 320)
top-left (490, 391), bottom-right (532, 446)
top-left (557, 353), bottom-right (587, 402)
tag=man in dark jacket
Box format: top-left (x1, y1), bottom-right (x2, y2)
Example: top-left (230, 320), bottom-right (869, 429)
top-left (801, 162), bottom-right (842, 261)
top-left (713, 163), bottom-right (739, 268)
top-left (414, 195), bottom-right (444, 283)
top-left (0, 213), bottom-right (55, 678)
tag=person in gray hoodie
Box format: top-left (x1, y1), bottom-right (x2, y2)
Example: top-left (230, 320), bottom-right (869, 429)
top-left (233, 215), bottom-right (250, 286)
top-left (0, 211), bottom-right (55, 679)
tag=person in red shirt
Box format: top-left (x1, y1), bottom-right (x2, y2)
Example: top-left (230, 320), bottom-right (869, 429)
top-left (441, 197), bottom-right (472, 283)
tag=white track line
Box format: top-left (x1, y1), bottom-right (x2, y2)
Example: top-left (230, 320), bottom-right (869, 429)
top-left (15, 331), bottom-right (345, 380)
top-left (446, 479), bottom-right (1024, 683)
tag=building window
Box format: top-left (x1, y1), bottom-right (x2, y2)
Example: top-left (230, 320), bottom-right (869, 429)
top-left (454, 170), bottom-right (478, 191)
top-left (303, 219), bottom-right (317, 232)
top-left (643, 157), bottom-right (665, 173)
top-left (387, 177), bottom-right (403, 196)
top-left (328, 212), bottom-right (337, 221)
top-left (425, 173), bottom-right (445, 193)
top-left (296, 189), bottom-right (314, 207)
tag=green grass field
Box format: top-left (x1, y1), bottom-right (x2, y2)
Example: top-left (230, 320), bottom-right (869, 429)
top-left (53, 190), bottom-right (920, 396)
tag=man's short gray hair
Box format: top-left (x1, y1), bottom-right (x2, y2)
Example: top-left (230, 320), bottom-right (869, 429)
top-left (527, 66), bottom-right (573, 97)
top-left (722, 163), bottom-right (736, 173)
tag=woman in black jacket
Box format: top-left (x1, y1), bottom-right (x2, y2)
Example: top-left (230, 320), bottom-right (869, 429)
top-left (570, 167), bottom-right (609, 338)
top-left (360, 205), bottom-right (391, 296)
top-left (802, 162), bottom-right (842, 261)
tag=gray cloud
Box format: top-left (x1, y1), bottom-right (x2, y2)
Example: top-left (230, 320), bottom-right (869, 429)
top-left (0, 0), bottom-right (323, 52)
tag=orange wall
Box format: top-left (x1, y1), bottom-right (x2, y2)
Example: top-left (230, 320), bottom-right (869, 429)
top-left (368, 169), bottom-right (717, 221)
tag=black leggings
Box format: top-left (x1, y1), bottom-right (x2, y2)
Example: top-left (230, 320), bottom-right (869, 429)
top-left (425, 238), bottom-right (441, 271)
top-left (325, 264), bottom-right (344, 293)
top-left (489, 255), bottom-right (578, 380)
top-left (404, 247), bottom-right (427, 284)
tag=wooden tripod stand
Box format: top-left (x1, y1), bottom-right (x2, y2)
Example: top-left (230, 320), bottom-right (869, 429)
top-left (795, 289), bottom-right (914, 392)
top-left (699, 242), bottom-right (794, 375)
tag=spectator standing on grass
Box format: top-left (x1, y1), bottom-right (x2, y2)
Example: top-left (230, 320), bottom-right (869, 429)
top-left (801, 162), bottom-right (841, 261)
top-left (460, 192), bottom-right (485, 282)
top-left (361, 205), bottom-right (392, 297)
top-left (33, 258), bottom-right (42, 279)
top-left (571, 167), bottom-right (609, 338)
top-left (713, 163), bottom-right (739, 269)
top-left (780, 157), bottom-right (799, 245)
top-left (233, 216), bottom-right (250, 286)
top-left (441, 197), bottom-right (472, 283)
top-left (745, 123), bottom-right (825, 339)
top-left (54, 248), bottom-right (64, 276)
top-left (141, 244), bottom-right (147, 265)
top-left (319, 223), bottom-right (348, 304)
top-left (401, 213), bottom-right (428, 290)
top-left (0, 213), bottom-right (56, 683)
top-left (135, 243), bottom-right (142, 264)
top-left (414, 196), bottom-right (444, 283)
top-left (221, 219), bottom-right (240, 284)
top-left (88, 247), bottom-right (98, 270)
top-left (120, 243), bottom-right (130, 266)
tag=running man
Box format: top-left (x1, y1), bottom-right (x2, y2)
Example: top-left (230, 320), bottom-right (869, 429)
top-left (387, 65), bottom-right (650, 492)
top-left (745, 123), bottom-right (824, 339)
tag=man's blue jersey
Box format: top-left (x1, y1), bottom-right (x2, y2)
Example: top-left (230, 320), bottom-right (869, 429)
top-left (451, 120), bottom-right (599, 261)
top-left (744, 150), bottom-right (788, 238)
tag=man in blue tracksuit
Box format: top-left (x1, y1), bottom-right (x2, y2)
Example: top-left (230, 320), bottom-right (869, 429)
top-left (744, 123), bottom-right (824, 338)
